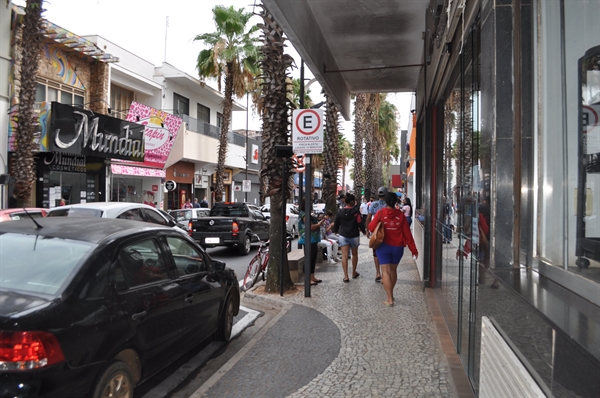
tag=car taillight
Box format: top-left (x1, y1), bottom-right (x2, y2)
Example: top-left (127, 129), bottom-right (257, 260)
top-left (188, 221), bottom-right (193, 236)
top-left (286, 215), bottom-right (289, 222)
top-left (232, 222), bottom-right (239, 236)
top-left (0, 331), bottom-right (65, 370)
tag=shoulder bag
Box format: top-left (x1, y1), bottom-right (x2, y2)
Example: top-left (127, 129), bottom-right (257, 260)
top-left (369, 221), bottom-right (385, 249)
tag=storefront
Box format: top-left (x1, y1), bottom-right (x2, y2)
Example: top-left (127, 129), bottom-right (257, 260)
top-left (165, 161), bottom-right (194, 210)
top-left (33, 152), bottom-right (105, 208)
top-left (109, 164), bottom-right (164, 207)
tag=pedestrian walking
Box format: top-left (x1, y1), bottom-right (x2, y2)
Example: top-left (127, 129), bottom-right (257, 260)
top-left (193, 198), bottom-right (201, 208)
top-left (182, 198), bottom-right (193, 209)
top-left (402, 197), bottom-right (413, 226)
top-left (200, 196), bottom-right (209, 208)
top-left (360, 197), bottom-right (369, 229)
top-left (368, 192), bottom-right (418, 306)
top-left (333, 193), bottom-right (366, 282)
top-left (298, 200), bottom-right (324, 285)
top-left (365, 186), bottom-right (389, 282)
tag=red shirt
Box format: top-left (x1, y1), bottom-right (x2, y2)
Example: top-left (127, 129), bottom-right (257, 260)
top-left (368, 207), bottom-right (418, 255)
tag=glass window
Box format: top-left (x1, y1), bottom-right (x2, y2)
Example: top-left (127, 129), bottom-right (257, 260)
top-left (174, 93), bottom-right (189, 116)
top-left (110, 84), bottom-right (134, 119)
top-left (166, 236), bottom-right (206, 275)
top-left (116, 208), bottom-right (144, 221)
top-left (73, 95), bottom-right (84, 106)
top-left (217, 112), bottom-right (223, 128)
top-left (197, 103), bottom-right (210, 124)
top-left (537, 0), bottom-right (600, 282)
top-left (117, 239), bottom-right (168, 288)
top-left (35, 84), bottom-right (45, 102)
top-left (48, 87), bottom-right (58, 103)
top-left (0, 233), bottom-right (95, 295)
top-left (60, 91), bottom-right (72, 104)
top-left (141, 208), bottom-right (168, 226)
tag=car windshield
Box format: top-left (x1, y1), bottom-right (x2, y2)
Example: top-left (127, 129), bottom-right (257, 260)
top-left (0, 233), bottom-right (95, 295)
top-left (48, 208), bottom-right (103, 218)
top-left (170, 210), bottom-right (191, 222)
top-left (210, 206), bottom-right (248, 217)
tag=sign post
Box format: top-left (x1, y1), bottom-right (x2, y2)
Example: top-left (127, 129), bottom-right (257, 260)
top-left (292, 109), bottom-right (323, 297)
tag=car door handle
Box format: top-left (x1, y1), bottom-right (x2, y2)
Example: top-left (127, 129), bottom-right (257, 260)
top-left (185, 294), bottom-right (194, 304)
top-left (132, 311), bottom-right (147, 321)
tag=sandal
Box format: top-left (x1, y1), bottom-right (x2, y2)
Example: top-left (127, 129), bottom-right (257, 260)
top-left (343, 278), bottom-right (350, 283)
top-left (375, 276), bottom-right (382, 282)
top-left (310, 281), bottom-right (319, 286)
top-left (352, 273), bottom-right (360, 279)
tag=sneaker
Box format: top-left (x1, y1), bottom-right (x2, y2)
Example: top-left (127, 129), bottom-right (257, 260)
top-left (327, 259), bottom-right (337, 264)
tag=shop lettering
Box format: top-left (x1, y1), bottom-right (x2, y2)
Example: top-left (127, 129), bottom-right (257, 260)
top-left (173, 168), bottom-right (190, 178)
top-left (54, 111), bottom-right (145, 158)
top-left (44, 152), bottom-right (87, 173)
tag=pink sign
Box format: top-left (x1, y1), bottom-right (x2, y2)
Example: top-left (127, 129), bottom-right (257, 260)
top-left (111, 164), bottom-right (166, 178)
top-left (125, 102), bottom-right (182, 168)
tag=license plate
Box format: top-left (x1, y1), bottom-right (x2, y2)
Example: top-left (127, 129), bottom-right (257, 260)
top-left (205, 237), bottom-right (220, 244)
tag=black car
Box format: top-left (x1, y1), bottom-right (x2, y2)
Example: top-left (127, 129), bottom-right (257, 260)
top-left (0, 217), bottom-right (239, 398)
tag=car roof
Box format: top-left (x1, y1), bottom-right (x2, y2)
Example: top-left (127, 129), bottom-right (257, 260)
top-left (0, 217), bottom-right (172, 244)
top-left (47, 202), bottom-right (159, 217)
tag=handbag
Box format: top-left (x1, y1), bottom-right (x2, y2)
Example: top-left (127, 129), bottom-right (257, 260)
top-left (369, 222), bottom-right (385, 249)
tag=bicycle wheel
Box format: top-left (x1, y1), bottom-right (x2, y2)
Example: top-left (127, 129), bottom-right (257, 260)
top-left (243, 255), bottom-right (262, 291)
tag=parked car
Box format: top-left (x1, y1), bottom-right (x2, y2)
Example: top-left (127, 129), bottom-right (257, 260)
top-left (47, 202), bottom-right (186, 233)
top-left (260, 203), bottom-right (300, 237)
top-left (0, 208), bottom-right (47, 222)
top-left (188, 202), bottom-right (270, 255)
top-left (169, 208), bottom-right (211, 228)
top-left (0, 217), bottom-right (239, 398)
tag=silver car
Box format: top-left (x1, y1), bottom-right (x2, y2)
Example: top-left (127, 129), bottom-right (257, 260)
top-left (47, 202), bottom-right (186, 233)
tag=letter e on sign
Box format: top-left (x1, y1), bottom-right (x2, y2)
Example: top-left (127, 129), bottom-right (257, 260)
top-left (292, 109), bottom-right (323, 154)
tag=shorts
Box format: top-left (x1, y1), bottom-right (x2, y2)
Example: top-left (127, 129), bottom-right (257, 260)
top-left (338, 235), bottom-right (360, 248)
top-left (375, 242), bottom-right (405, 265)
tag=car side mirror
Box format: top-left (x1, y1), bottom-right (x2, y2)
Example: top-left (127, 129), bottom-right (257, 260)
top-left (213, 260), bottom-right (226, 272)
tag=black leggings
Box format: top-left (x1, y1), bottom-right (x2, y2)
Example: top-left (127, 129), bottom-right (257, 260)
top-left (309, 242), bottom-right (318, 274)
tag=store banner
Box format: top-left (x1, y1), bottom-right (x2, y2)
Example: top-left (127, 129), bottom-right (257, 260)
top-left (125, 102), bottom-right (183, 168)
top-left (49, 102), bottom-right (145, 161)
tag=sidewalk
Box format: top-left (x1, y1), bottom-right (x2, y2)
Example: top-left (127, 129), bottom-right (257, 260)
top-left (193, 242), bottom-right (474, 398)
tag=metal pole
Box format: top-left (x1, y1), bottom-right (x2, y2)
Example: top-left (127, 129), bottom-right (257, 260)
top-left (280, 158), bottom-right (286, 297)
top-left (304, 154), bottom-right (312, 297)
top-left (245, 93), bottom-right (249, 203)
top-left (298, 60), bottom-right (305, 249)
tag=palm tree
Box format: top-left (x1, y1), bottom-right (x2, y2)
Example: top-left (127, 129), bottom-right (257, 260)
top-left (363, 93), bottom-right (381, 199)
top-left (378, 96), bottom-right (399, 186)
top-left (194, 5), bottom-right (260, 202)
top-left (323, 95), bottom-right (340, 215)
top-left (257, 4), bottom-right (295, 293)
top-left (353, 94), bottom-right (367, 202)
top-left (13, 0), bottom-right (45, 207)
top-left (288, 77), bottom-right (314, 109)
top-left (338, 136), bottom-right (353, 190)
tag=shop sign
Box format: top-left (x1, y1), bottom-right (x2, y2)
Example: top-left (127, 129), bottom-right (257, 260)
top-left (152, 185), bottom-right (159, 192)
top-left (50, 102), bottom-right (145, 162)
top-left (43, 152), bottom-right (86, 173)
top-left (125, 102), bottom-right (183, 168)
top-left (195, 174), bottom-right (209, 188)
top-left (165, 180), bottom-right (177, 191)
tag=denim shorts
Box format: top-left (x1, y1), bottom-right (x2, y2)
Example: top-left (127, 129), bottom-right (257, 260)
top-left (375, 242), bottom-right (405, 264)
top-left (338, 235), bottom-right (360, 248)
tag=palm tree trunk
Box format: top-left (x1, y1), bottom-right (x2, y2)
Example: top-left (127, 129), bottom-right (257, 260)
top-left (14, 0), bottom-right (45, 207)
top-left (323, 95), bottom-right (340, 214)
top-left (215, 63), bottom-right (234, 203)
top-left (258, 5), bottom-right (295, 293)
top-left (354, 94), bottom-right (367, 202)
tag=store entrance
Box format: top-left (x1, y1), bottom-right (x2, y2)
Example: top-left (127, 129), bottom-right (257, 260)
top-left (49, 171), bottom-right (98, 207)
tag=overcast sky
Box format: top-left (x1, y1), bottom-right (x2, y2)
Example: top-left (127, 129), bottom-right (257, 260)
top-left (23, 0), bottom-right (413, 143)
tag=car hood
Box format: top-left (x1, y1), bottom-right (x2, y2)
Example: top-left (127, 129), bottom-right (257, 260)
top-left (0, 290), bottom-right (53, 318)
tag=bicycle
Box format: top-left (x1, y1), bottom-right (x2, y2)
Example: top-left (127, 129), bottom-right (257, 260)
top-left (242, 233), bottom-right (292, 291)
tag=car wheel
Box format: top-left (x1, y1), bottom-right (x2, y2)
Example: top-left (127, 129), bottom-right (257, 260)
top-left (92, 361), bottom-right (133, 398)
top-left (216, 295), bottom-right (234, 342)
top-left (239, 234), bottom-right (251, 255)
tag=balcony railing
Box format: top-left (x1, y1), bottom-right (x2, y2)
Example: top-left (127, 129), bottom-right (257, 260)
top-left (181, 115), bottom-right (246, 147)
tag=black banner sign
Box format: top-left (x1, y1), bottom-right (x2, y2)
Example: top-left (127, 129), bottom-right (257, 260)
top-left (50, 102), bottom-right (145, 162)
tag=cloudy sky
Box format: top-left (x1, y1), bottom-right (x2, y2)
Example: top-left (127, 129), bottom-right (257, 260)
top-left (21, 0), bottom-right (413, 142)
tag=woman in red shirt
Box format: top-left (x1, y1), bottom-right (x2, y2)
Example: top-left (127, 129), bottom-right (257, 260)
top-left (368, 192), bottom-right (418, 306)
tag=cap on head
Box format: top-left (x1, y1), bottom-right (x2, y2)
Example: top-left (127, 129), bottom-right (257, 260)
top-left (378, 186), bottom-right (389, 197)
